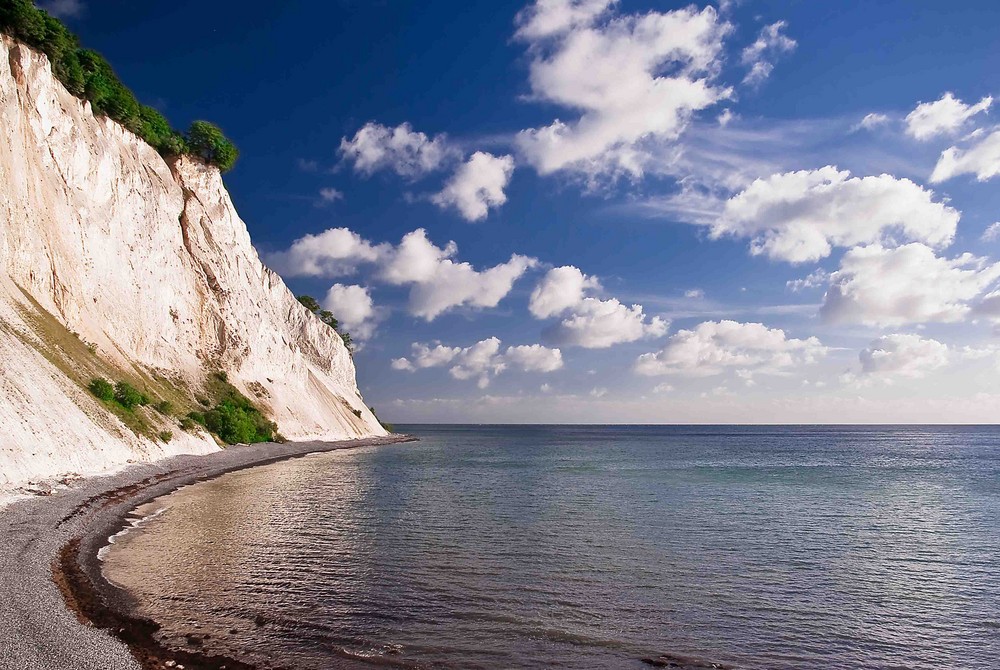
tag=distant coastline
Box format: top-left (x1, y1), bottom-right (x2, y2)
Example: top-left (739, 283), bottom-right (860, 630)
top-left (0, 435), bottom-right (414, 670)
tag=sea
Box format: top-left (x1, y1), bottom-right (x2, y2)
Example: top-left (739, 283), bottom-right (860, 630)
top-left (99, 425), bottom-right (1000, 669)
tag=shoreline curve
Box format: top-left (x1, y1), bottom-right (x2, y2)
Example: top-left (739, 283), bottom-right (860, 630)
top-left (0, 434), bottom-right (416, 670)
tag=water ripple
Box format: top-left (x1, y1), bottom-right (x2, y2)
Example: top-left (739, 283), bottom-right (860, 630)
top-left (101, 425), bottom-right (1000, 669)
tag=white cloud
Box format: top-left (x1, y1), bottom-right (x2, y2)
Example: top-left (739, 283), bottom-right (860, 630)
top-left (267, 227), bottom-right (387, 277)
top-left (393, 338), bottom-right (561, 387)
top-left (432, 152), bottom-right (515, 221)
top-left (36, 0), bottom-right (83, 18)
top-left (930, 129), bottom-right (1000, 183)
top-left (529, 266), bottom-right (666, 348)
top-left (504, 344), bottom-right (564, 372)
top-left (514, 0), bottom-right (617, 40)
top-left (270, 228), bottom-right (536, 320)
top-left (717, 109), bottom-right (737, 127)
top-left (684, 289), bottom-right (705, 299)
top-left (391, 342), bottom-right (462, 372)
top-left (859, 334), bottom-right (949, 378)
top-left (853, 112), bottom-right (890, 132)
top-left (820, 243), bottom-right (1000, 326)
top-left (322, 284), bottom-right (380, 341)
top-left (740, 21), bottom-right (796, 87)
top-left (515, 2), bottom-right (732, 179)
top-left (653, 382), bottom-right (674, 393)
top-left (710, 166), bottom-right (959, 263)
top-left (545, 298), bottom-right (667, 348)
top-left (590, 387), bottom-right (609, 398)
top-left (786, 269), bottom-right (829, 292)
top-left (379, 230), bottom-right (537, 320)
top-left (905, 92), bottom-right (992, 141)
top-left (339, 122), bottom-right (455, 177)
top-left (376, 229), bottom-right (457, 284)
top-left (635, 320), bottom-right (826, 377)
top-left (981, 222), bottom-right (1000, 242)
top-left (318, 187), bottom-right (344, 203)
top-left (448, 338), bottom-right (507, 388)
top-left (398, 252), bottom-right (537, 322)
top-left (528, 265), bottom-right (601, 318)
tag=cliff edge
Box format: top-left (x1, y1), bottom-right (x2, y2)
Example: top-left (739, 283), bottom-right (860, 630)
top-left (0, 35), bottom-right (386, 490)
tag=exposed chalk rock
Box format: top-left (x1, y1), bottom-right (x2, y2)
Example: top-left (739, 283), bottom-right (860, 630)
top-left (0, 35), bottom-right (386, 490)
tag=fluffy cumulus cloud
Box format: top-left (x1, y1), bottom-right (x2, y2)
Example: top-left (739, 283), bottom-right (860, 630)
top-left (390, 235), bottom-right (537, 320)
top-left (529, 266), bottom-right (667, 348)
top-left (515, 1), bottom-right (732, 179)
top-left (514, 0), bottom-right (617, 40)
top-left (528, 265), bottom-right (601, 318)
top-left (391, 342), bottom-right (462, 371)
top-left (858, 334), bottom-right (949, 378)
top-left (820, 244), bottom-right (1000, 326)
top-left (905, 92), bottom-right (992, 141)
top-left (322, 284), bottom-right (380, 341)
top-left (504, 344), bottom-right (565, 372)
top-left (339, 122), bottom-right (455, 177)
top-left (392, 338), bottom-right (562, 387)
top-left (432, 152), bottom-right (515, 221)
top-left (267, 228), bottom-right (386, 277)
top-left (269, 228), bottom-right (536, 321)
top-left (547, 298), bottom-right (668, 348)
top-left (635, 320), bottom-right (826, 377)
top-left (740, 21), bottom-right (797, 87)
top-left (930, 129), bottom-right (1000, 183)
top-left (710, 166), bottom-right (959, 263)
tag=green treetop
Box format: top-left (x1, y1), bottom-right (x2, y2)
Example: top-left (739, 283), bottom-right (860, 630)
top-left (0, 0), bottom-right (238, 172)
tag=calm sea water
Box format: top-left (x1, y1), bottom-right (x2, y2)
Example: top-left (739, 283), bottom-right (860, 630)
top-left (101, 425), bottom-right (1000, 669)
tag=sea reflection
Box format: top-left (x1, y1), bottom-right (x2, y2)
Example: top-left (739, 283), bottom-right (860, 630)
top-left (102, 426), bottom-right (1000, 669)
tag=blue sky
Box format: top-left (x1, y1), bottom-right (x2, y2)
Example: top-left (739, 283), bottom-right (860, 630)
top-left (56, 0), bottom-right (1000, 422)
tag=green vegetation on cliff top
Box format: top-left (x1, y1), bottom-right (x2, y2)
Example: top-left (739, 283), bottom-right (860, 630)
top-left (297, 295), bottom-right (355, 354)
top-left (0, 0), bottom-right (239, 171)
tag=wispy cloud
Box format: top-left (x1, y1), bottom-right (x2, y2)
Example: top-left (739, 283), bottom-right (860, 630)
top-left (36, 0), bottom-right (84, 18)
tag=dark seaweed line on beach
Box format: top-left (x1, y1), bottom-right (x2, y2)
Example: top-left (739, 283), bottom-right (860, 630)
top-left (48, 435), bottom-right (417, 670)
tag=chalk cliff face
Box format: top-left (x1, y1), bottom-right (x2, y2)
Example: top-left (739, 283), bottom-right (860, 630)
top-left (0, 36), bottom-right (386, 490)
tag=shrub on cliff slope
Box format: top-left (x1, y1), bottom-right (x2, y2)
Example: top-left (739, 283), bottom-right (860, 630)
top-left (113, 381), bottom-right (148, 409)
top-left (0, 0), bottom-right (236, 170)
top-left (187, 378), bottom-right (277, 444)
top-left (88, 377), bottom-right (114, 402)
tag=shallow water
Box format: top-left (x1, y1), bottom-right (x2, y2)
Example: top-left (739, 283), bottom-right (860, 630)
top-left (101, 425), bottom-right (1000, 668)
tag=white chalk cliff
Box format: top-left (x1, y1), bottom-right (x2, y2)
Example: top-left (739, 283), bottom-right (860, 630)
top-left (0, 36), bottom-right (386, 490)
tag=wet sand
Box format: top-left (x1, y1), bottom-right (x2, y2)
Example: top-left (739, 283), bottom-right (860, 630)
top-left (0, 435), bottom-right (414, 670)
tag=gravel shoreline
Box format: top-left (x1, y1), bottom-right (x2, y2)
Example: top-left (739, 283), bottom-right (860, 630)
top-left (0, 435), bottom-right (415, 670)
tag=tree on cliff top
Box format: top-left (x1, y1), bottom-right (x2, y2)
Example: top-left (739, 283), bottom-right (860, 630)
top-left (297, 295), bottom-right (354, 353)
top-left (186, 121), bottom-right (239, 173)
top-left (0, 1), bottom-right (237, 170)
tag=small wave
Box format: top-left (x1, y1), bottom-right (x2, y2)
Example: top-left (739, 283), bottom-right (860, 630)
top-left (97, 506), bottom-right (169, 562)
